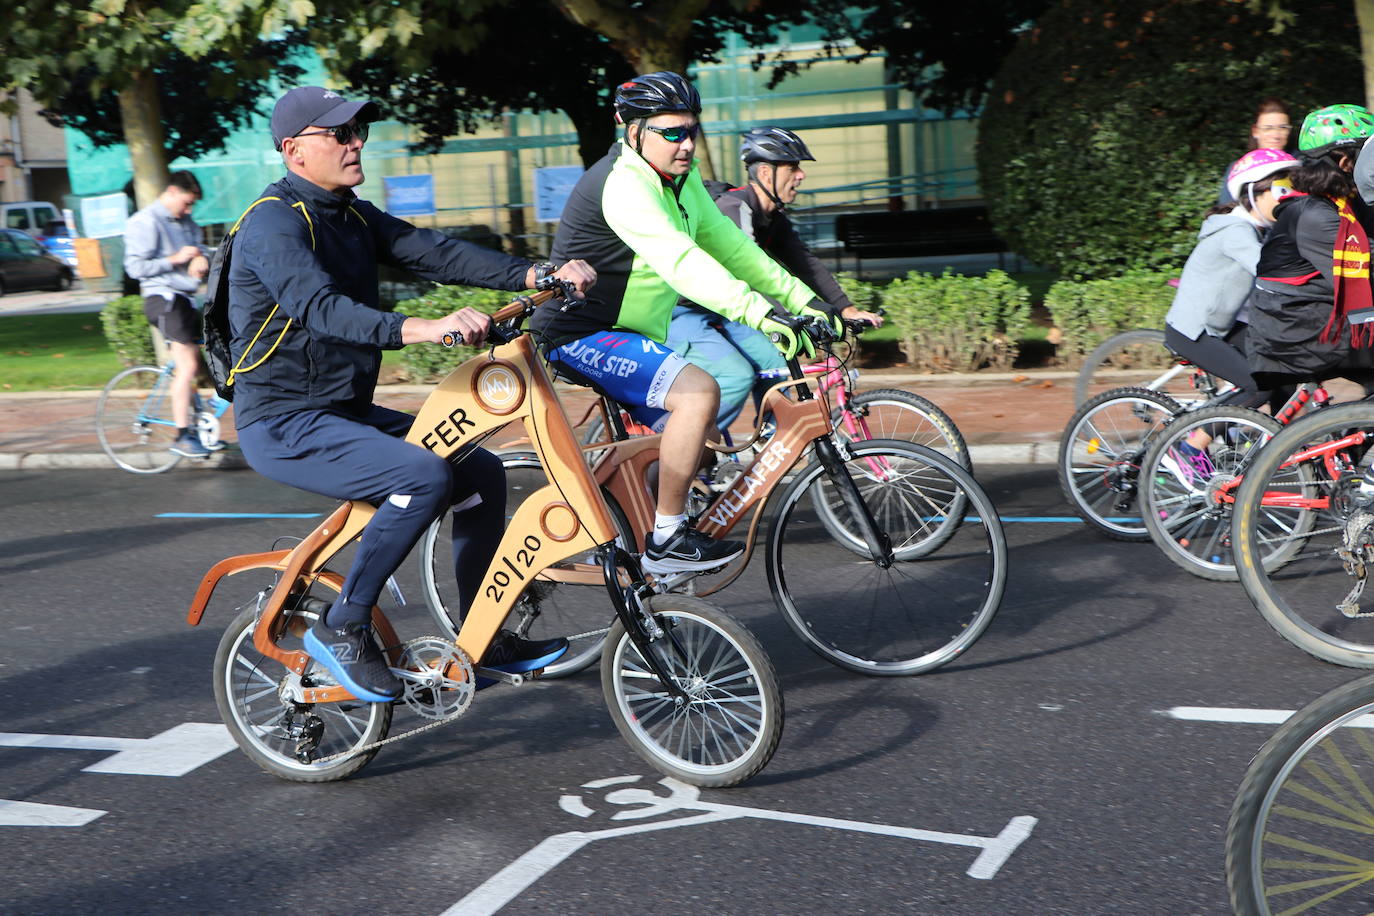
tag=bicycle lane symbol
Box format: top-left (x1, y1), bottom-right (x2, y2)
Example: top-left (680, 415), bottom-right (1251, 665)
top-left (443, 775), bottom-right (1038, 915)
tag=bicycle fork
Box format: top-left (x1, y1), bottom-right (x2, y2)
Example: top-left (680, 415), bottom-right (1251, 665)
top-left (813, 436), bottom-right (895, 568)
top-left (602, 546), bottom-right (692, 703)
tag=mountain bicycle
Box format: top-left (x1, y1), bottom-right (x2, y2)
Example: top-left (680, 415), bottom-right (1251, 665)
top-left (1074, 328), bottom-right (1202, 406)
top-left (577, 318), bottom-right (971, 470)
top-left (1226, 672), bottom-right (1374, 915)
top-left (1136, 382), bottom-right (1331, 580)
top-left (186, 281), bottom-right (784, 787)
top-left (418, 315), bottom-right (1008, 679)
top-left (95, 361), bottom-right (229, 473)
top-left (1232, 398), bottom-right (1374, 667)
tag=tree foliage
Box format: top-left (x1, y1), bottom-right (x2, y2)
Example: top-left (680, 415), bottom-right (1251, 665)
top-left (340, 3), bottom-right (633, 167)
top-left (42, 42), bottom-right (304, 163)
top-left (978, 0), bottom-right (1360, 279)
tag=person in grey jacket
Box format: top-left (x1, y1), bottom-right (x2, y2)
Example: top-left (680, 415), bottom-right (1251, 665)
top-left (1164, 148), bottom-right (1300, 411)
top-left (123, 170), bottom-right (217, 457)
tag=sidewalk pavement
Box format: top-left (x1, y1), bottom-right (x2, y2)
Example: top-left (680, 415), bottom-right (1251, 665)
top-left (0, 369), bottom-right (1080, 471)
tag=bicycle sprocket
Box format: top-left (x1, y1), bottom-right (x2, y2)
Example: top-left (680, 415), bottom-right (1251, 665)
top-left (396, 637), bottom-right (475, 721)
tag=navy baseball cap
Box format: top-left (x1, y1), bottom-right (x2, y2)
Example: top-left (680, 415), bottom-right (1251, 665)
top-left (271, 87), bottom-right (380, 150)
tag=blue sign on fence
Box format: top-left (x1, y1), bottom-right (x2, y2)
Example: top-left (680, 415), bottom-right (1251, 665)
top-left (533, 166), bottom-right (585, 222)
top-left (79, 193), bottom-right (130, 239)
top-left (383, 174), bottom-right (436, 218)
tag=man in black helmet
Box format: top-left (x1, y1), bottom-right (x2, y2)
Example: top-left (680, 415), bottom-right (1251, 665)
top-left (532, 72), bottom-right (840, 575)
top-left (666, 126), bottom-right (883, 431)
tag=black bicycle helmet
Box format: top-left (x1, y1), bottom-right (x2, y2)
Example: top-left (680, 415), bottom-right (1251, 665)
top-left (740, 126), bottom-right (815, 164)
top-left (613, 71), bottom-right (702, 123)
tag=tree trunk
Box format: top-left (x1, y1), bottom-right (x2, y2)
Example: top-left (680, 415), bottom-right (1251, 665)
top-left (1359, 0), bottom-right (1374, 108)
top-left (118, 70), bottom-right (170, 209)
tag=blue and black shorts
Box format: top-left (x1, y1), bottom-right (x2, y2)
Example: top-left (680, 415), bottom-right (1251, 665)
top-left (545, 331), bottom-right (691, 432)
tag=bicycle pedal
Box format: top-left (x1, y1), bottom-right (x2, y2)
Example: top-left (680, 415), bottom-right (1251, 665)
top-left (473, 666), bottom-right (528, 687)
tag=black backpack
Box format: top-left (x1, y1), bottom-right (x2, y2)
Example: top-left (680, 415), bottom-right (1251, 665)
top-left (201, 195), bottom-right (303, 401)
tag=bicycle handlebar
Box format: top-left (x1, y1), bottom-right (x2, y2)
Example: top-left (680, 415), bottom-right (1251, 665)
top-left (439, 277), bottom-right (580, 348)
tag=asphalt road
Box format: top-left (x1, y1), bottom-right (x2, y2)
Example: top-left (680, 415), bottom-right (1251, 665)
top-left (0, 464), bottom-right (1362, 915)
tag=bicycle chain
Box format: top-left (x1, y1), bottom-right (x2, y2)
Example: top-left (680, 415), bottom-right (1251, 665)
top-left (309, 706), bottom-right (470, 765)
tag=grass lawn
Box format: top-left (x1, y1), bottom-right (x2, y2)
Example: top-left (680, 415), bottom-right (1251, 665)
top-left (0, 312), bottom-right (411, 393)
top-left (0, 313), bottom-right (124, 391)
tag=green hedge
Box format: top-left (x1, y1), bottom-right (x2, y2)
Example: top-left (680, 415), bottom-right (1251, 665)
top-left (1043, 271), bottom-right (1177, 367)
top-left (393, 284), bottom-right (516, 381)
top-left (878, 269), bottom-right (1031, 372)
top-left (977, 0), bottom-right (1359, 279)
top-left (99, 294), bottom-right (156, 366)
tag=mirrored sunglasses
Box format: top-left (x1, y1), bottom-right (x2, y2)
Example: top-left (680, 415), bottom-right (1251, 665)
top-left (645, 124), bottom-right (701, 144)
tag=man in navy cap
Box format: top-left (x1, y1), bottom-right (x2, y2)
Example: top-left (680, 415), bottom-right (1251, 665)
top-left (229, 86), bottom-right (596, 704)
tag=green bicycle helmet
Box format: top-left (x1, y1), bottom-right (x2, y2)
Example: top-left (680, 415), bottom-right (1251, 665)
top-left (1297, 104), bottom-right (1374, 160)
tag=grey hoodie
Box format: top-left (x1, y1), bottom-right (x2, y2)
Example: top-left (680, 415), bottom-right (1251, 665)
top-left (1164, 209), bottom-right (1263, 340)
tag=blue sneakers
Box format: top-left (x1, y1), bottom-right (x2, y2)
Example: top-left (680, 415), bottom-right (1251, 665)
top-left (170, 431), bottom-right (212, 458)
top-left (481, 629), bottom-right (568, 674)
top-left (303, 620), bottom-right (402, 703)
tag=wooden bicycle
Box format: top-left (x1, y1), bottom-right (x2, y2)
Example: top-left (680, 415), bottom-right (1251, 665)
top-left (419, 316), bottom-right (1008, 678)
top-left (185, 281), bottom-right (783, 786)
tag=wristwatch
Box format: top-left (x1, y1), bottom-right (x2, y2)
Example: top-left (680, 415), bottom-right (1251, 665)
top-left (532, 261), bottom-right (556, 284)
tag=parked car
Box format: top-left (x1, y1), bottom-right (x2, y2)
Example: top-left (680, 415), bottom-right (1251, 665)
top-left (36, 220), bottom-right (79, 268)
top-left (0, 227), bottom-right (75, 294)
top-left (1, 201), bottom-right (62, 238)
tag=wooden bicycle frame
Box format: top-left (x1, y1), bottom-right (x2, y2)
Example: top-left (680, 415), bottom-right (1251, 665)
top-left (185, 295), bottom-right (619, 703)
top-left (583, 375), bottom-right (834, 596)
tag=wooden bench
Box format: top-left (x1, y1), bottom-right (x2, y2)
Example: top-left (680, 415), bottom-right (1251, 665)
top-left (833, 207), bottom-right (1008, 274)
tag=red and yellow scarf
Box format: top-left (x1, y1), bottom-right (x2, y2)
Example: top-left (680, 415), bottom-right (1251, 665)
top-left (1321, 196), bottom-right (1374, 348)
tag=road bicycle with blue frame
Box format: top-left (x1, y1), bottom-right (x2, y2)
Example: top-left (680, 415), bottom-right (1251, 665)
top-left (95, 361), bottom-right (230, 473)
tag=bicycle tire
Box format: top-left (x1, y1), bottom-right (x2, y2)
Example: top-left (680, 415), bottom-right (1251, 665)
top-left (831, 387), bottom-right (972, 470)
top-left (213, 580), bottom-right (392, 782)
top-left (1234, 402), bottom-right (1374, 667)
top-left (96, 365), bottom-right (183, 474)
top-left (1226, 672), bottom-right (1374, 915)
top-left (1058, 386), bottom-right (1182, 541)
top-left (601, 593), bottom-right (783, 787)
top-left (1139, 405), bottom-right (1287, 581)
top-left (1074, 328), bottom-right (1180, 405)
top-left (766, 439), bottom-right (1007, 675)
top-left (417, 451), bottom-right (634, 678)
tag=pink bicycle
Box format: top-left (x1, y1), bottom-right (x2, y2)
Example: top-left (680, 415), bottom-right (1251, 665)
top-left (579, 317), bottom-right (972, 470)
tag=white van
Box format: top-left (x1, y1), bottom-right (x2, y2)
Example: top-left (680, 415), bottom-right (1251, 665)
top-left (0, 201), bottom-right (62, 237)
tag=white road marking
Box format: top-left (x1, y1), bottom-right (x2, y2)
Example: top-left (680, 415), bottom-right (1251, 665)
top-left (444, 776), bottom-right (1037, 915)
top-left (0, 799), bottom-right (105, 827)
top-left (0, 722), bottom-right (238, 777)
top-left (1166, 705), bottom-right (1374, 727)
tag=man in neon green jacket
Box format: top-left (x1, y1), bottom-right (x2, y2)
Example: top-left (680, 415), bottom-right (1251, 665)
top-left (532, 71), bottom-right (838, 575)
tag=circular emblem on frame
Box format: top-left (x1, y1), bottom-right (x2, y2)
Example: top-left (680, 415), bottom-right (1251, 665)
top-left (540, 502), bottom-right (580, 542)
top-left (473, 362), bottom-right (524, 415)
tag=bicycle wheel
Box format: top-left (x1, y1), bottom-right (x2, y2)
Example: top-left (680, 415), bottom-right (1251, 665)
top-left (1074, 329), bottom-right (1190, 404)
top-left (1139, 405), bottom-right (1287, 581)
top-left (418, 451), bottom-right (634, 678)
top-left (831, 387), bottom-right (972, 470)
top-left (766, 439), bottom-right (1007, 675)
top-left (1234, 403), bottom-right (1374, 667)
top-left (1226, 673), bottom-right (1374, 915)
top-left (1058, 386), bottom-right (1182, 541)
top-left (95, 366), bottom-right (183, 474)
top-left (601, 593), bottom-right (783, 787)
top-left (213, 576), bottom-right (392, 783)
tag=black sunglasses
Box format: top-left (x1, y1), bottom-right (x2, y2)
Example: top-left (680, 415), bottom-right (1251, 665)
top-left (293, 122), bottom-right (370, 145)
top-left (644, 123), bottom-right (701, 144)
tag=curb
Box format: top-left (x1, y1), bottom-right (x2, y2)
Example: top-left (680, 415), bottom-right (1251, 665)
top-left (0, 442), bottom-right (1058, 470)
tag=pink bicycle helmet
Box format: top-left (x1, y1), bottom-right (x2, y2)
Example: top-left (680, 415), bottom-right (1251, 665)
top-left (1227, 148), bottom-right (1301, 201)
